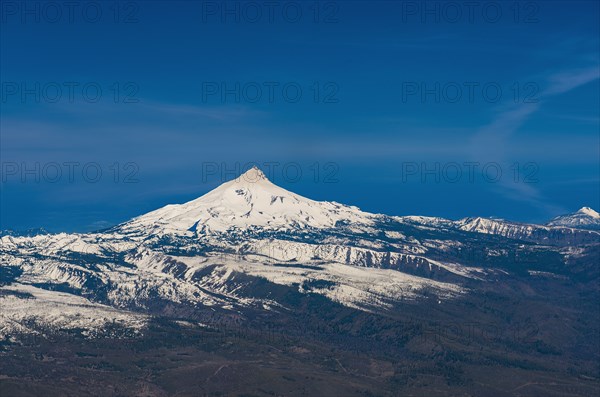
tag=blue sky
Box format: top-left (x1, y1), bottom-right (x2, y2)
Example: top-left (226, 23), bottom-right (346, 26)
top-left (1, 0), bottom-right (599, 232)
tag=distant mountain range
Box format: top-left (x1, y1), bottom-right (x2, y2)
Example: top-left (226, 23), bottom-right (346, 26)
top-left (1, 166), bottom-right (598, 334)
top-left (1, 167), bottom-right (599, 396)
top-left (547, 206), bottom-right (600, 230)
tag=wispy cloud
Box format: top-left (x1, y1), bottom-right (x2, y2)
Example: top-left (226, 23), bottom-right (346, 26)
top-left (468, 62), bottom-right (600, 214)
top-left (545, 66), bottom-right (600, 96)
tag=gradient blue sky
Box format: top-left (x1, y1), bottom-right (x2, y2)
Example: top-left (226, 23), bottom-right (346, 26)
top-left (1, 0), bottom-right (599, 232)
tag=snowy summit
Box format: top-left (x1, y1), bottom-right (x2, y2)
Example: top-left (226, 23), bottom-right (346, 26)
top-left (547, 206), bottom-right (600, 230)
top-left (120, 166), bottom-right (375, 236)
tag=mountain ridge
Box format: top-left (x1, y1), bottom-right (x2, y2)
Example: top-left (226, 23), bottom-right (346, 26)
top-left (111, 166), bottom-right (600, 238)
top-left (1, 167), bottom-right (599, 342)
top-left (2, 167), bottom-right (600, 396)
top-left (547, 206), bottom-right (600, 230)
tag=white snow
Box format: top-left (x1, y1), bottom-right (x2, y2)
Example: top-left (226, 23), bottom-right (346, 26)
top-left (8, 166), bottom-right (585, 340)
top-left (120, 166), bottom-right (378, 236)
top-left (547, 206), bottom-right (600, 229)
top-left (0, 284), bottom-right (147, 340)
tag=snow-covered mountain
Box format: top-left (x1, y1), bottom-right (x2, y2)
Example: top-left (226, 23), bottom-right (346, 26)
top-left (453, 215), bottom-right (600, 245)
top-left (1, 168), bottom-right (599, 340)
top-left (118, 166), bottom-right (378, 236)
top-left (547, 207), bottom-right (600, 230)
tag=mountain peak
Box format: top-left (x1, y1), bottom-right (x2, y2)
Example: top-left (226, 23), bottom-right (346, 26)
top-left (120, 165), bottom-right (373, 235)
top-left (577, 207), bottom-right (599, 218)
top-left (546, 206), bottom-right (600, 230)
top-left (238, 166), bottom-right (268, 183)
